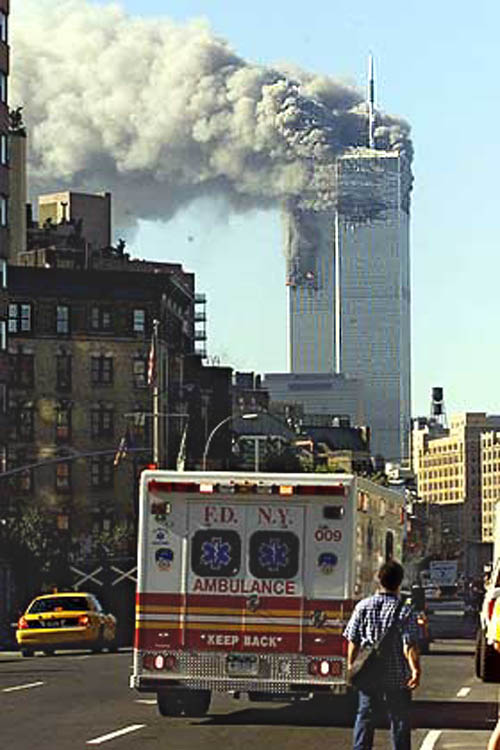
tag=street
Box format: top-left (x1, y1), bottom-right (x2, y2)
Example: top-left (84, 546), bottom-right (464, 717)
top-left (0, 634), bottom-right (498, 750)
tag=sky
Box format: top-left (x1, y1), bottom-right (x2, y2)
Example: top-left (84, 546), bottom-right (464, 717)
top-left (12, 0), bottom-right (500, 419)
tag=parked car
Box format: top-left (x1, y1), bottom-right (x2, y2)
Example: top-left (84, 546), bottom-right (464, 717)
top-left (16, 592), bottom-right (117, 657)
top-left (476, 563), bottom-right (500, 681)
top-left (424, 585), bottom-right (442, 600)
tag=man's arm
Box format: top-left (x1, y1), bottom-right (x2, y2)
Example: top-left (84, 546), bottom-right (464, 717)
top-left (347, 640), bottom-right (360, 671)
top-left (404, 643), bottom-right (421, 689)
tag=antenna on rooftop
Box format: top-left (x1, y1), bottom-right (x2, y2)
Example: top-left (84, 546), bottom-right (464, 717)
top-left (367, 53), bottom-right (375, 149)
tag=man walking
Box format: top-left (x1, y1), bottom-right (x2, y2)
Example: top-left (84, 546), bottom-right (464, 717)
top-left (343, 560), bottom-right (421, 750)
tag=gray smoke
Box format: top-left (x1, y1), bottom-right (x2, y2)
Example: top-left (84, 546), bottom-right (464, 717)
top-left (11, 0), bottom-right (412, 235)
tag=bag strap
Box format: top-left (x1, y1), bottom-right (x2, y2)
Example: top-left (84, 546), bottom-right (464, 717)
top-left (376, 598), bottom-right (404, 649)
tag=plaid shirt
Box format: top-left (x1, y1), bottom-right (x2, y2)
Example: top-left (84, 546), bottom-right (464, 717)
top-left (343, 591), bottom-right (419, 689)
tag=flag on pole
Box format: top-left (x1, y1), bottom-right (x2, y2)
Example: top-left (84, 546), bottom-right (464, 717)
top-left (113, 426), bottom-right (131, 466)
top-left (176, 422), bottom-right (188, 471)
top-left (147, 332), bottom-right (156, 386)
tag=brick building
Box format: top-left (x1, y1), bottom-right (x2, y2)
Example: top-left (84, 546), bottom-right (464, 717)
top-left (6, 257), bottom-right (197, 552)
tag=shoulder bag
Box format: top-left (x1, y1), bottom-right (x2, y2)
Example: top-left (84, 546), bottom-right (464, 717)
top-left (347, 599), bottom-right (404, 690)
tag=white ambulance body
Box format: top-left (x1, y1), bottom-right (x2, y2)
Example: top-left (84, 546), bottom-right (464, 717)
top-left (131, 470), bottom-right (404, 716)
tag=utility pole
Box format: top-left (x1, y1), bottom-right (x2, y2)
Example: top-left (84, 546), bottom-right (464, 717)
top-left (152, 319), bottom-right (159, 466)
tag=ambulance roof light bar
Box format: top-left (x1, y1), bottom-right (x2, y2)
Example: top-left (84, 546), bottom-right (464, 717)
top-left (147, 479), bottom-right (346, 497)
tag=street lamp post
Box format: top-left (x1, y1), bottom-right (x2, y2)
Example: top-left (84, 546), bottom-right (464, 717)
top-left (202, 413), bottom-right (258, 471)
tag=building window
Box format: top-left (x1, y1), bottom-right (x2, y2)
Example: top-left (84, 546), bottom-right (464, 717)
top-left (0, 72), bottom-right (6, 103)
top-left (56, 405), bottom-right (71, 443)
top-left (16, 468), bottom-right (33, 494)
top-left (133, 309), bottom-right (146, 333)
top-left (8, 303), bottom-right (32, 333)
top-left (56, 353), bottom-right (72, 391)
top-left (0, 12), bottom-right (7, 43)
top-left (17, 404), bottom-right (34, 441)
top-left (56, 462), bottom-right (71, 492)
top-left (90, 306), bottom-right (112, 331)
top-left (56, 305), bottom-right (70, 334)
top-left (0, 134), bottom-right (7, 166)
top-left (9, 352), bottom-right (34, 388)
top-left (91, 406), bottom-right (114, 438)
top-left (0, 194), bottom-right (7, 226)
top-left (90, 457), bottom-right (113, 489)
top-left (91, 356), bottom-right (113, 385)
top-left (133, 357), bottom-right (147, 388)
top-left (0, 320), bottom-right (5, 350)
top-left (1, 258), bottom-right (6, 287)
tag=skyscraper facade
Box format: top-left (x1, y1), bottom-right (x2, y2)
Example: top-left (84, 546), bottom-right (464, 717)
top-left (0, 0), bottom-right (9, 478)
top-left (286, 148), bottom-right (411, 462)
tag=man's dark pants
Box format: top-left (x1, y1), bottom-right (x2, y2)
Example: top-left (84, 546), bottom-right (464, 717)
top-left (353, 687), bottom-right (412, 750)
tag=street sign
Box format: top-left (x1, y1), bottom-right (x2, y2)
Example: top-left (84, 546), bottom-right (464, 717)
top-left (429, 560), bottom-right (458, 586)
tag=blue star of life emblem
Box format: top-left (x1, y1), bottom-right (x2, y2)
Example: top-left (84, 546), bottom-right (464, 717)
top-left (201, 537), bottom-right (232, 571)
top-left (258, 538), bottom-right (289, 573)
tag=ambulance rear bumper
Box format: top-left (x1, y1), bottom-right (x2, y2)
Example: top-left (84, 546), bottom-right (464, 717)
top-left (131, 674), bottom-right (348, 695)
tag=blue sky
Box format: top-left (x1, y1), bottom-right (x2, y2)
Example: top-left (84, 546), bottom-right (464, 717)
top-left (89, 0), bottom-right (500, 418)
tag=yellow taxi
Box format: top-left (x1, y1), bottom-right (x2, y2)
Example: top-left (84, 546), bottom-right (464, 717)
top-left (16, 591), bottom-right (118, 657)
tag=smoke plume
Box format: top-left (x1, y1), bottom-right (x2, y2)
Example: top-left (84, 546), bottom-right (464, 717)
top-left (11, 0), bottom-right (412, 234)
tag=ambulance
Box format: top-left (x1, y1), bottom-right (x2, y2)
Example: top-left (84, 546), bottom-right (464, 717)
top-left (130, 470), bottom-right (405, 716)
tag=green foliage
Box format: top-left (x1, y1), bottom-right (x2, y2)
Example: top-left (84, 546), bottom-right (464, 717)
top-left (93, 521), bottom-right (135, 557)
top-left (9, 507), bottom-right (59, 568)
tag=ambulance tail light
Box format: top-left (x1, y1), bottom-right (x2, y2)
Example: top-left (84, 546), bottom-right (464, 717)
top-left (142, 652), bottom-right (178, 672)
top-left (142, 653), bottom-right (155, 671)
top-left (154, 654), bottom-right (166, 670)
top-left (319, 659), bottom-right (330, 676)
top-left (308, 659), bottom-right (343, 677)
top-left (308, 660), bottom-right (320, 676)
top-left (164, 654), bottom-right (177, 671)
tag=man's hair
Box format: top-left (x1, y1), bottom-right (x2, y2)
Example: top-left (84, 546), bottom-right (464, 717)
top-left (377, 560), bottom-right (404, 591)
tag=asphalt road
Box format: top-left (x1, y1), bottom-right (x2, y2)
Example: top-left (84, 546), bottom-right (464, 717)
top-left (0, 637), bottom-right (497, 750)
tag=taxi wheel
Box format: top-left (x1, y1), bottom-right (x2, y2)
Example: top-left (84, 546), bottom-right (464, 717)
top-left (43, 649), bottom-right (55, 656)
top-left (21, 649), bottom-right (34, 658)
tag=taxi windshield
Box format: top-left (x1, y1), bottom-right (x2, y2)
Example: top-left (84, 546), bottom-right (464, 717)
top-left (28, 597), bottom-right (89, 613)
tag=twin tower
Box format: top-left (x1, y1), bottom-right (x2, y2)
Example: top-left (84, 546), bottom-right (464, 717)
top-left (277, 139), bottom-right (411, 464)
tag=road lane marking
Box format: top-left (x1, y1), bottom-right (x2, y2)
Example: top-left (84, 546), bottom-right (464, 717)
top-left (87, 725), bottom-right (146, 745)
top-left (456, 686), bottom-right (471, 697)
top-left (419, 730), bottom-right (441, 750)
top-left (2, 681), bottom-right (45, 693)
top-left (135, 699), bottom-right (156, 705)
